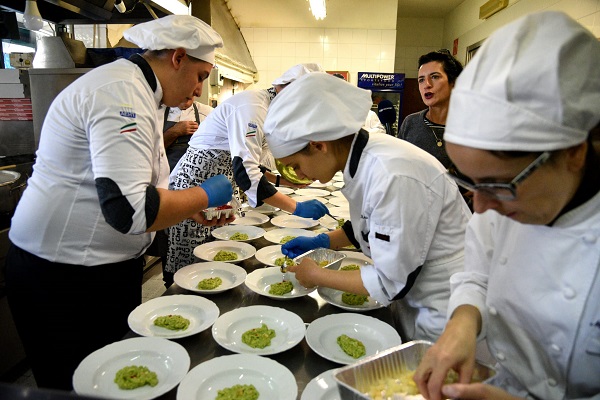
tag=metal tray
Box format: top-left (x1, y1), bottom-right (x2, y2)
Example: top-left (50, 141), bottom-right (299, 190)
top-left (333, 340), bottom-right (495, 400)
top-left (291, 248), bottom-right (346, 271)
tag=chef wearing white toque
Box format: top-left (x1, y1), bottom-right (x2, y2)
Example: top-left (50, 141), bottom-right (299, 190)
top-left (264, 73), bottom-right (471, 342)
top-left (164, 63), bottom-right (328, 284)
top-left (6, 15), bottom-right (233, 391)
top-left (414, 11), bottom-right (600, 400)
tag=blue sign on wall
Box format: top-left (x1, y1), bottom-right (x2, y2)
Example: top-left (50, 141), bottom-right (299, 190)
top-left (357, 72), bottom-right (405, 92)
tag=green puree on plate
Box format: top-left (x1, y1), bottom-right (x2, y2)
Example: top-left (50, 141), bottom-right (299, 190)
top-left (215, 384), bottom-right (259, 400)
top-left (153, 314), bottom-right (190, 331)
top-left (242, 323), bottom-right (276, 349)
top-left (114, 365), bottom-right (158, 390)
top-left (229, 232), bottom-right (249, 241)
top-left (214, 250), bottom-right (238, 261)
top-left (341, 292), bottom-right (369, 305)
top-left (337, 334), bottom-right (366, 359)
top-left (198, 276), bottom-right (223, 290)
top-left (269, 280), bottom-right (293, 295)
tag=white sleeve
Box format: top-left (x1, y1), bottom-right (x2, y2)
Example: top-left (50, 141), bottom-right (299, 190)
top-left (227, 103), bottom-right (269, 207)
top-left (360, 173), bottom-right (444, 304)
top-left (87, 80), bottom-right (158, 234)
top-left (448, 212), bottom-right (494, 339)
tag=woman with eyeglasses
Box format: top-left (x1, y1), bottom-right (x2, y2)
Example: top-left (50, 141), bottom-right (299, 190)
top-left (414, 11), bottom-right (600, 400)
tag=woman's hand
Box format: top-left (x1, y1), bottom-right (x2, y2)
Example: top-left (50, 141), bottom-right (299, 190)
top-left (287, 257), bottom-right (322, 288)
top-left (413, 305), bottom-right (481, 400)
top-left (440, 383), bottom-right (523, 400)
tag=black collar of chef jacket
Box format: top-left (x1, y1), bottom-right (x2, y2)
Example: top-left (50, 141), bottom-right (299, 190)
top-left (348, 129), bottom-right (369, 178)
top-left (128, 54), bottom-right (157, 92)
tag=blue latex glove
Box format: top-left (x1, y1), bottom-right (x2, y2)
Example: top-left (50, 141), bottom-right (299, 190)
top-left (282, 233), bottom-right (330, 258)
top-left (200, 174), bottom-right (233, 208)
top-left (293, 199), bottom-right (328, 219)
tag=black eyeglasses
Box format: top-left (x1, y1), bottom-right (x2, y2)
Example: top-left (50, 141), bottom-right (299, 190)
top-left (448, 151), bottom-right (551, 201)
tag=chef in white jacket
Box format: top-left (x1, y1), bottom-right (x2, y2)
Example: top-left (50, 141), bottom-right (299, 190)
top-left (165, 63), bottom-right (328, 284)
top-left (263, 73), bottom-right (471, 341)
top-left (6, 16), bottom-right (233, 391)
top-left (414, 11), bottom-right (600, 400)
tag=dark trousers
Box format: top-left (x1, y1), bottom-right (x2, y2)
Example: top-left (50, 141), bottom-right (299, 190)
top-left (6, 244), bottom-right (143, 391)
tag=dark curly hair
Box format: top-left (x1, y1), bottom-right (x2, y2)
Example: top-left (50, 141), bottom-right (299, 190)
top-left (418, 49), bottom-right (463, 85)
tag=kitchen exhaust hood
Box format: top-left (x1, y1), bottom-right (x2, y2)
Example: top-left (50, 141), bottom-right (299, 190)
top-left (0, 0), bottom-right (176, 24)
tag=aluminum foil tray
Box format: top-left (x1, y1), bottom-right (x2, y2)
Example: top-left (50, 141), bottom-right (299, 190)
top-left (293, 248), bottom-right (346, 270)
top-left (333, 340), bottom-right (495, 400)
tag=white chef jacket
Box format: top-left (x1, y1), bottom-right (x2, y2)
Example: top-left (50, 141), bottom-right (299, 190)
top-left (448, 191), bottom-right (600, 399)
top-left (363, 110), bottom-right (386, 134)
top-left (164, 101), bottom-right (212, 124)
top-left (10, 58), bottom-right (169, 265)
top-left (343, 132), bottom-right (471, 341)
top-left (180, 89), bottom-right (275, 207)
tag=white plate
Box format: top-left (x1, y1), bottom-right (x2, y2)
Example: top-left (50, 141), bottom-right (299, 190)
top-left (73, 337), bottom-right (190, 400)
top-left (317, 286), bottom-right (384, 312)
top-left (245, 267), bottom-right (316, 299)
top-left (173, 262), bottom-right (247, 294)
top-left (250, 203), bottom-right (280, 215)
top-left (176, 354), bottom-right (297, 400)
top-left (295, 188), bottom-right (330, 197)
top-left (306, 314), bottom-right (401, 365)
top-left (276, 186), bottom-right (295, 195)
top-left (271, 215), bottom-right (320, 229)
top-left (254, 245), bottom-right (284, 267)
top-left (319, 214), bottom-right (342, 231)
top-left (339, 251), bottom-right (373, 268)
top-left (231, 210), bottom-right (270, 226)
top-left (292, 195), bottom-right (328, 205)
top-left (211, 305), bottom-right (306, 355)
top-left (328, 196), bottom-right (349, 207)
top-left (308, 180), bottom-right (331, 188)
top-left (301, 369), bottom-right (340, 400)
top-left (193, 241), bottom-right (256, 263)
top-left (127, 295), bottom-right (219, 339)
top-left (328, 207), bottom-right (350, 220)
top-left (211, 225), bottom-right (266, 241)
top-left (263, 228), bottom-right (318, 244)
top-left (330, 190), bottom-right (346, 198)
top-left (332, 181), bottom-right (345, 189)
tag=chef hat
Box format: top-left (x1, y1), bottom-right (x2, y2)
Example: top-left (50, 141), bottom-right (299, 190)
top-left (445, 11), bottom-right (600, 151)
top-left (272, 63), bottom-right (325, 86)
top-left (264, 73), bottom-right (372, 158)
top-left (124, 15), bottom-right (223, 65)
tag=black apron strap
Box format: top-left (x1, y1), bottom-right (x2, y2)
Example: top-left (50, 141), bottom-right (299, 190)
top-left (192, 102), bottom-right (200, 124)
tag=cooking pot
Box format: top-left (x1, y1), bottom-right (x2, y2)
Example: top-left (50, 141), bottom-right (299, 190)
top-left (0, 170), bottom-right (26, 214)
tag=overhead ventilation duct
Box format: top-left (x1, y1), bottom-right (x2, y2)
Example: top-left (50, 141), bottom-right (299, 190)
top-left (479, 0), bottom-right (508, 20)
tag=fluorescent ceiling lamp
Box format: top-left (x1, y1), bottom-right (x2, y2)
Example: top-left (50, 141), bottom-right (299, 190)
top-left (151, 0), bottom-right (189, 15)
top-left (309, 0), bottom-right (326, 20)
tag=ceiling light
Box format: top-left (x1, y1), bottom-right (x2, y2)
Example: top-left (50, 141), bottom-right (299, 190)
top-left (309, 0), bottom-right (326, 20)
top-left (24, 0), bottom-right (44, 31)
top-left (151, 0), bottom-right (190, 15)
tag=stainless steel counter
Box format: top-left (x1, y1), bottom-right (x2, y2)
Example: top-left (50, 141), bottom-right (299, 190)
top-left (130, 217), bottom-right (398, 400)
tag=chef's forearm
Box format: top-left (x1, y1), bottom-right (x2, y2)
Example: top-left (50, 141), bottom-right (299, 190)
top-left (146, 186), bottom-right (209, 232)
top-left (263, 191), bottom-right (297, 213)
top-left (163, 126), bottom-right (181, 148)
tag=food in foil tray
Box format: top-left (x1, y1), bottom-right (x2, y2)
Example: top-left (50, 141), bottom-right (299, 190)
top-left (203, 204), bottom-right (235, 220)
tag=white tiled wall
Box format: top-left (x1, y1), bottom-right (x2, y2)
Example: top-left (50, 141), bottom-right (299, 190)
top-left (241, 27), bottom-right (396, 88)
